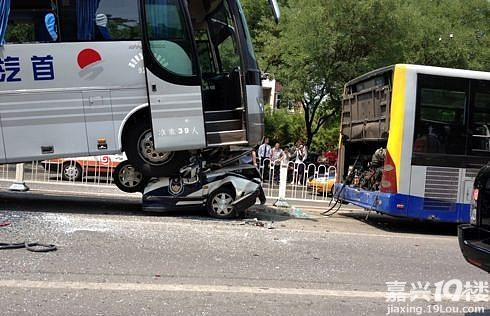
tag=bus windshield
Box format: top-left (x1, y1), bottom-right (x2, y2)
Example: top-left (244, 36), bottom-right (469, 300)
top-left (236, 1), bottom-right (258, 68)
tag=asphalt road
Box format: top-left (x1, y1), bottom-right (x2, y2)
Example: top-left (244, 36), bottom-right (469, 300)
top-left (0, 189), bottom-right (488, 316)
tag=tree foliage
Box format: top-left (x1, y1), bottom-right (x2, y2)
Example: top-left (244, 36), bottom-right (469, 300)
top-left (264, 107), bottom-right (305, 147)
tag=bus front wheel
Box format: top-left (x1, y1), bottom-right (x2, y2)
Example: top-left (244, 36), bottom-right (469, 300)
top-left (125, 121), bottom-right (190, 177)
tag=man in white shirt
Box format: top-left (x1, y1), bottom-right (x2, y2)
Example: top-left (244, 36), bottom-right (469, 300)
top-left (258, 137), bottom-right (271, 161)
top-left (293, 142), bottom-right (308, 185)
top-left (258, 137), bottom-right (271, 179)
top-left (270, 143), bottom-right (283, 183)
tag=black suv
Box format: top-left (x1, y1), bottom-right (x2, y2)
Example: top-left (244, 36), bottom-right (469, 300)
top-left (458, 165), bottom-right (490, 273)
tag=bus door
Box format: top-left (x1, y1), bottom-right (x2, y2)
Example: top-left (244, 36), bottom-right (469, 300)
top-left (198, 1), bottom-right (248, 146)
top-left (140, 0), bottom-right (206, 152)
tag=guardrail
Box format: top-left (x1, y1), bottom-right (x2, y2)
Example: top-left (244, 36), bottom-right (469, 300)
top-left (259, 158), bottom-right (336, 202)
top-left (0, 159), bottom-right (116, 186)
top-left (0, 156), bottom-right (337, 202)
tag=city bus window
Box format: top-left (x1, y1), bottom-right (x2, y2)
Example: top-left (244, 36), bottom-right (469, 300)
top-left (470, 80), bottom-right (490, 154)
top-left (6, 0), bottom-right (58, 43)
top-left (143, 0), bottom-right (195, 76)
top-left (413, 76), bottom-right (467, 155)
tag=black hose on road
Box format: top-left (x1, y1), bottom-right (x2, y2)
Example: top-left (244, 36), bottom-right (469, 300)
top-left (0, 242), bottom-right (57, 252)
top-left (1, 220), bottom-right (57, 252)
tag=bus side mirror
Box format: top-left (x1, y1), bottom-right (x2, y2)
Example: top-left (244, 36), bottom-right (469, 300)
top-left (268, 0), bottom-right (281, 23)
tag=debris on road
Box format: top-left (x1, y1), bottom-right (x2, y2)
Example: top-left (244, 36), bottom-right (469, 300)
top-left (290, 208), bottom-right (311, 219)
top-left (240, 218), bottom-right (265, 227)
top-left (239, 218), bottom-right (275, 229)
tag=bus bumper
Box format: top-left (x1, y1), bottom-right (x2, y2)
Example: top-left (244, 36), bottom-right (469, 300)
top-left (334, 184), bottom-right (471, 223)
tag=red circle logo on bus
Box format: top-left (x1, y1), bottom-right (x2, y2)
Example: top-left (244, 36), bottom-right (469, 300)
top-left (77, 49), bottom-right (102, 69)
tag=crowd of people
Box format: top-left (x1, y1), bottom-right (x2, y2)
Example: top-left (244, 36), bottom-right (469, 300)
top-left (244, 137), bottom-right (337, 185)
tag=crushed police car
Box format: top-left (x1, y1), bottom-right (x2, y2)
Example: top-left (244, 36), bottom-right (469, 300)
top-left (142, 163), bottom-right (266, 219)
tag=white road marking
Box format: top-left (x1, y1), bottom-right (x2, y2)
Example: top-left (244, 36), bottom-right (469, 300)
top-left (1, 280), bottom-right (388, 298)
top-left (0, 280), bottom-right (469, 302)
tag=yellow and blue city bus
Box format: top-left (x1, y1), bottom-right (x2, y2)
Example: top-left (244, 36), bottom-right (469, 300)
top-left (335, 64), bottom-right (490, 223)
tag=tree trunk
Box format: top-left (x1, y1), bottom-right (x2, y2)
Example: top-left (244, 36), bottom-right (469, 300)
top-left (306, 126), bottom-right (313, 149)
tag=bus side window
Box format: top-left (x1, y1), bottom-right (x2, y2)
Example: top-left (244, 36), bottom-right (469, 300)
top-left (414, 76), bottom-right (468, 155)
top-left (470, 80), bottom-right (490, 154)
top-left (70, 0), bottom-right (140, 41)
top-left (6, 0), bottom-right (58, 44)
top-left (95, 0), bottom-right (141, 41)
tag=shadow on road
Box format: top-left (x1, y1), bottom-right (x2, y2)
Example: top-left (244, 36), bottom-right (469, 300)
top-left (340, 210), bottom-right (458, 236)
top-left (0, 190), bottom-right (145, 215)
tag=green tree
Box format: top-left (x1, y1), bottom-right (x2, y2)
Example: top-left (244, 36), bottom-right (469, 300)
top-left (399, 0), bottom-right (490, 70)
top-left (255, 0), bottom-right (490, 149)
top-left (260, 0), bottom-right (405, 148)
top-left (264, 107), bottom-right (305, 147)
top-left (240, 0), bottom-right (270, 38)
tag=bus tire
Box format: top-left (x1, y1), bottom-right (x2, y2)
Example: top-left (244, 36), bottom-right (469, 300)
top-left (124, 121), bottom-right (190, 177)
top-left (113, 161), bottom-right (148, 193)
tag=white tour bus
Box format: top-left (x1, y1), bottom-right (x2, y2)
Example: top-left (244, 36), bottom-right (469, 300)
top-left (0, 0), bottom-right (279, 177)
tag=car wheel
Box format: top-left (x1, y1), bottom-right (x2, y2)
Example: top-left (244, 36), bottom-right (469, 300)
top-left (113, 161), bottom-right (148, 193)
top-left (206, 188), bottom-right (236, 219)
top-left (62, 162), bottom-right (82, 181)
top-left (125, 120), bottom-right (190, 177)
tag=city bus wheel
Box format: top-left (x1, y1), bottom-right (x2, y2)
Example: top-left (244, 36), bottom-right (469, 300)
top-left (206, 188), bottom-right (237, 219)
top-left (125, 122), bottom-right (189, 177)
top-left (62, 162), bottom-right (82, 181)
top-left (113, 161), bottom-right (148, 193)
